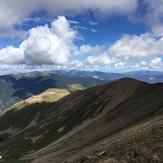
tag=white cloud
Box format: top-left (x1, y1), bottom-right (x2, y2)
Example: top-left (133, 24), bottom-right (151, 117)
top-left (132, 58), bottom-right (163, 71)
top-left (81, 33), bottom-right (163, 71)
top-left (150, 57), bottom-right (162, 69)
top-left (75, 44), bottom-right (106, 56)
top-left (88, 21), bottom-right (98, 25)
top-left (140, 61), bottom-right (147, 66)
top-left (0, 0), bottom-right (137, 38)
top-left (0, 0), bottom-right (39, 38)
top-left (0, 0), bottom-right (35, 28)
top-left (42, 0), bottom-right (137, 15)
top-left (86, 53), bottom-right (115, 65)
top-left (51, 16), bottom-right (77, 42)
top-left (75, 45), bottom-right (93, 55)
top-left (132, 0), bottom-right (163, 37)
top-left (108, 33), bottom-right (163, 60)
top-left (145, 0), bottom-right (163, 36)
top-left (91, 29), bottom-right (98, 33)
top-left (1, 2), bottom-right (163, 72)
top-left (0, 28), bottom-right (27, 39)
top-left (151, 58), bottom-right (161, 64)
top-left (74, 26), bottom-right (88, 30)
top-left (1, 0), bottom-right (163, 39)
top-left (0, 16), bottom-right (78, 65)
top-left (0, 46), bottom-right (24, 64)
top-left (115, 62), bottom-right (125, 68)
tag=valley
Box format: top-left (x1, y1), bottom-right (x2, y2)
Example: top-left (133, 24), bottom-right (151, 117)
top-left (0, 71), bottom-right (107, 112)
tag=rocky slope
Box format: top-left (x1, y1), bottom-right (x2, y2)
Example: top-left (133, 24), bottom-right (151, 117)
top-left (0, 78), bottom-right (162, 162)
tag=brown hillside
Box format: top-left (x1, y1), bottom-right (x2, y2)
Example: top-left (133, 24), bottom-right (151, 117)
top-left (22, 78), bottom-right (163, 162)
top-left (0, 78), bottom-right (162, 163)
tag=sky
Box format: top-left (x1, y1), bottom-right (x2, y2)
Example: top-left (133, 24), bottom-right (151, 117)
top-left (0, 0), bottom-right (163, 75)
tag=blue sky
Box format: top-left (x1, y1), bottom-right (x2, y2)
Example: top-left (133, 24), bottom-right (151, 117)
top-left (0, 0), bottom-right (163, 75)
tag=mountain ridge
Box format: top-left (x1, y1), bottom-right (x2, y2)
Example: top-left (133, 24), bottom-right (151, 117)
top-left (0, 72), bottom-right (107, 111)
top-left (0, 78), bottom-right (162, 162)
top-left (52, 69), bottom-right (163, 83)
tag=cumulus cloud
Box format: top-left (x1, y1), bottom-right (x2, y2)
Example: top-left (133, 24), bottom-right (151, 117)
top-left (75, 45), bottom-right (93, 56)
top-left (0, 16), bottom-right (78, 65)
top-left (82, 33), bottom-right (163, 70)
top-left (87, 54), bottom-right (114, 65)
top-left (1, 1), bottom-right (163, 72)
top-left (108, 33), bottom-right (163, 60)
top-left (150, 58), bottom-right (162, 69)
top-left (0, 46), bottom-right (24, 64)
top-left (75, 44), bottom-right (106, 56)
top-left (115, 62), bottom-right (125, 68)
top-left (17, 28), bottom-right (163, 70)
top-left (133, 58), bottom-right (163, 71)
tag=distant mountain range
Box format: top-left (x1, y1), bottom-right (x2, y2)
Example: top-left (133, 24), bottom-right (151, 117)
top-left (0, 78), bottom-right (162, 162)
top-left (52, 69), bottom-right (163, 83)
top-left (0, 71), bottom-right (107, 111)
top-left (1, 69), bottom-right (163, 112)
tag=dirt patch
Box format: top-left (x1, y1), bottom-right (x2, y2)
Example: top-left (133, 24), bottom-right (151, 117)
top-left (0, 126), bottom-right (18, 135)
top-left (39, 123), bottom-right (48, 129)
top-left (30, 134), bottom-right (43, 143)
top-left (57, 126), bottom-right (65, 133)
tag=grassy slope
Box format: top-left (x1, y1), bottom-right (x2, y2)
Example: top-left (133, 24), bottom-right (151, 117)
top-left (0, 78), bottom-right (162, 162)
top-left (0, 84), bottom-right (86, 161)
top-left (0, 72), bottom-right (107, 111)
top-left (3, 84), bottom-right (85, 112)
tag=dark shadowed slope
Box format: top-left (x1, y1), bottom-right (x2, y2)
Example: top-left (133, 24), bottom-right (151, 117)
top-left (0, 78), bottom-right (162, 162)
top-left (0, 72), bottom-right (107, 111)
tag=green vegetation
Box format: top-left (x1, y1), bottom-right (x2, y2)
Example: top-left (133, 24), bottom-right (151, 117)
top-left (0, 84), bottom-right (88, 160)
top-left (0, 72), bottom-right (107, 111)
top-left (64, 84), bottom-right (86, 93)
top-left (0, 80), bottom-right (20, 111)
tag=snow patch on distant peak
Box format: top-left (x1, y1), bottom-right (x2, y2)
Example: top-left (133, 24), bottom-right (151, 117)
top-left (93, 76), bottom-right (98, 79)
